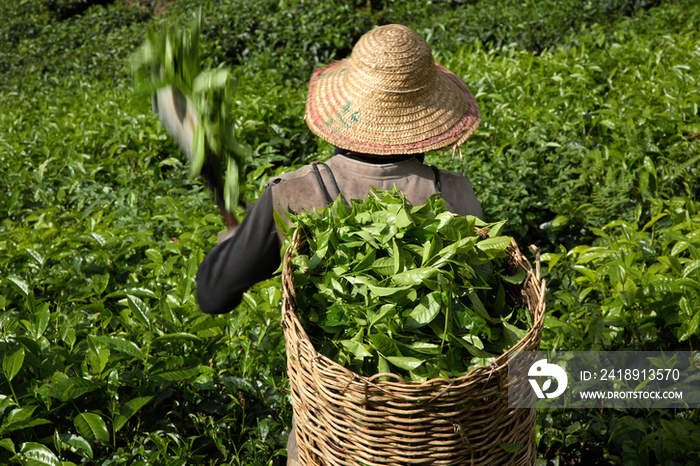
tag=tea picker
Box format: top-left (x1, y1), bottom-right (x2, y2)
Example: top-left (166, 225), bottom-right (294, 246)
top-left (195, 24), bottom-right (483, 320)
top-left (195, 24), bottom-right (491, 466)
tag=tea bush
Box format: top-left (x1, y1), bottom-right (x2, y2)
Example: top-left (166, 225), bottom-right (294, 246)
top-left (0, 75), bottom-right (292, 464)
top-left (0, 2), bottom-right (149, 85)
top-left (1, 0), bottom-right (700, 464)
top-left (443, 12), bottom-right (700, 248)
top-left (535, 197), bottom-right (700, 465)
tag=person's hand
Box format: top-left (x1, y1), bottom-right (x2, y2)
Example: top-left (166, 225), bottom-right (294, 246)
top-left (217, 226), bottom-right (238, 245)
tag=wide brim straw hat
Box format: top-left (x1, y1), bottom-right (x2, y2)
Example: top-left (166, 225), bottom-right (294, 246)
top-left (305, 24), bottom-right (481, 156)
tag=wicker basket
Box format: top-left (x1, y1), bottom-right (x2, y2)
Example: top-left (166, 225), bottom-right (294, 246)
top-left (281, 228), bottom-right (546, 466)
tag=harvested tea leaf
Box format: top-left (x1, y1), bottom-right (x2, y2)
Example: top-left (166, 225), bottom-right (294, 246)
top-left (284, 188), bottom-right (530, 381)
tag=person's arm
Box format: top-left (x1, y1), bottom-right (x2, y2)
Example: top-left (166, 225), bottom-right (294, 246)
top-left (196, 187), bottom-right (281, 314)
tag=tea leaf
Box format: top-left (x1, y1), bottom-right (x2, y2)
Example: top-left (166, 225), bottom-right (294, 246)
top-left (392, 267), bottom-right (441, 286)
top-left (2, 347), bottom-right (24, 382)
top-left (189, 317), bottom-right (230, 333)
top-left (20, 442), bottom-right (60, 466)
top-left (7, 276), bottom-right (29, 297)
top-left (153, 333), bottom-right (202, 344)
top-left (60, 434), bottom-right (93, 460)
top-left (2, 406), bottom-right (38, 432)
top-left (405, 292), bottom-right (442, 330)
top-left (475, 237), bottom-right (511, 253)
top-left (50, 377), bottom-right (100, 401)
top-left (462, 335), bottom-right (484, 350)
top-left (127, 295), bottom-right (152, 327)
top-left (501, 269), bottom-right (527, 285)
top-left (371, 257), bottom-right (395, 276)
top-left (113, 396), bottom-right (154, 433)
top-left (151, 366), bottom-right (200, 381)
top-left (345, 276), bottom-right (413, 297)
top-left (96, 336), bottom-right (144, 360)
top-left (369, 334), bottom-right (400, 358)
top-left (33, 304), bottom-right (50, 339)
top-left (386, 356), bottom-right (425, 371)
top-left (0, 438), bottom-right (15, 454)
top-left (74, 413), bottom-right (109, 443)
top-left (368, 304), bottom-right (396, 327)
top-left (340, 340), bottom-right (372, 358)
top-left (86, 346), bottom-right (110, 375)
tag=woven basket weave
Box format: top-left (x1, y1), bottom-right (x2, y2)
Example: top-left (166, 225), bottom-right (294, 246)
top-left (281, 228), bottom-right (546, 466)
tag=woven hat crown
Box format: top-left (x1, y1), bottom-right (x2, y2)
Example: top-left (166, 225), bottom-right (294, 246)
top-left (305, 24), bottom-right (481, 155)
top-left (350, 24), bottom-right (436, 95)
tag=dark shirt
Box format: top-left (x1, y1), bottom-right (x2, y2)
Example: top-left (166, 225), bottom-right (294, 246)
top-left (196, 186), bottom-right (279, 314)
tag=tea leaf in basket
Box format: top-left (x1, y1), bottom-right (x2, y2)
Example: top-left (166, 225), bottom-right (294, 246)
top-left (499, 442), bottom-right (525, 453)
top-left (405, 292), bottom-right (442, 330)
top-left (345, 276), bottom-right (414, 297)
top-left (392, 267), bottom-right (442, 286)
top-left (340, 340), bottom-right (373, 359)
top-left (284, 188), bottom-right (531, 380)
top-left (386, 356), bottom-right (425, 371)
top-left (368, 304), bottom-right (396, 327)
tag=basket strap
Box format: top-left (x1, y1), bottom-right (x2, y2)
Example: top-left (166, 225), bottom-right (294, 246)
top-left (311, 163), bottom-right (333, 206)
top-left (430, 165), bottom-right (442, 199)
top-left (312, 162), bottom-right (344, 206)
top-left (321, 162), bottom-right (343, 199)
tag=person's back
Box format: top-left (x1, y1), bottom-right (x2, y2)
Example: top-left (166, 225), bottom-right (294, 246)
top-left (270, 153), bottom-right (482, 232)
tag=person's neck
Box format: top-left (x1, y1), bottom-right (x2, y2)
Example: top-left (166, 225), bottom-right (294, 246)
top-left (335, 147), bottom-right (425, 164)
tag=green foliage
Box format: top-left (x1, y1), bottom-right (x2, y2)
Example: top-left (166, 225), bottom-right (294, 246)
top-left (0, 60), bottom-right (288, 466)
top-left (536, 409), bottom-right (700, 465)
top-left (543, 196), bottom-right (700, 352)
top-left (1, 0), bottom-right (699, 464)
top-left (284, 190), bottom-right (527, 380)
top-left (394, 0), bottom-right (670, 54)
top-left (43, 0), bottom-right (115, 21)
top-left (0, 0), bottom-right (150, 87)
top-left (442, 10), bottom-right (700, 248)
top-left (535, 195), bottom-right (700, 464)
top-left (165, 0), bottom-right (684, 82)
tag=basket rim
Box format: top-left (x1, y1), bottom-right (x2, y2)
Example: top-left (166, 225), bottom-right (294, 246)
top-left (281, 226), bottom-right (547, 389)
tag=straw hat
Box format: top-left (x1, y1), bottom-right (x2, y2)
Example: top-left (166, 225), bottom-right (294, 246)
top-left (305, 24), bottom-right (481, 155)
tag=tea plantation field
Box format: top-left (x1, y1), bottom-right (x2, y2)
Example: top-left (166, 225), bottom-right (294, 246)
top-left (1, 0), bottom-right (699, 464)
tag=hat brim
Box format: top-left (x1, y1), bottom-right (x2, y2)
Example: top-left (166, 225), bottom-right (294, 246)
top-left (305, 61), bottom-right (481, 155)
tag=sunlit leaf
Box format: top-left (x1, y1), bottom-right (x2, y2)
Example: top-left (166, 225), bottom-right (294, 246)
top-left (20, 442), bottom-right (60, 466)
top-left (127, 295), bottom-right (152, 327)
top-left (60, 434), bottom-right (93, 460)
top-left (0, 438), bottom-right (15, 454)
top-left (95, 336), bottom-right (144, 360)
top-left (405, 292), bottom-right (441, 330)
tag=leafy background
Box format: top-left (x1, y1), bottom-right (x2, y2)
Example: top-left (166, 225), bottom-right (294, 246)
top-left (1, 0), bottom-right (699, 464)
